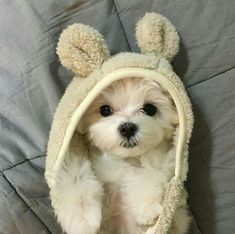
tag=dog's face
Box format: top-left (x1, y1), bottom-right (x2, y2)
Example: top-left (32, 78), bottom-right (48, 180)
top-left (79, 77), bottom-right (178, 157)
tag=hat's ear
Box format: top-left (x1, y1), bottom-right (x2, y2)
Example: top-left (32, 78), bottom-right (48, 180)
top-left (136, 13), bottom-right (180, 61)
top-left (57, 23), bottom-right (110, 77)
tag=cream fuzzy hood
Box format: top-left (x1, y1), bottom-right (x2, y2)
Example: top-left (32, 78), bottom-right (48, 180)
top-left (45, 13), bottom-right (194, 234)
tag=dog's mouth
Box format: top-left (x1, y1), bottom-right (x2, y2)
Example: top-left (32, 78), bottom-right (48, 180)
top-left (120, 138), bottom-right (138, 148)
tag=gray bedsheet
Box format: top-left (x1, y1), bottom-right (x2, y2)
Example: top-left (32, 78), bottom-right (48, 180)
top-left (0, 0), bottom-right (235, 233)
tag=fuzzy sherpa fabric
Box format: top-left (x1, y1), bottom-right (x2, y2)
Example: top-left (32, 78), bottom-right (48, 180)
top-left (57, 23), bottom-right (110, 77)
top-left (136, 13), bottom-right (180, 61)
top-left (45, 12), bottom-right (194, 234)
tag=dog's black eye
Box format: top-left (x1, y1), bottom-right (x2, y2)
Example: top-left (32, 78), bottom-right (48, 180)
top-left (143, 103), bottom-right (157, 116)
top-left (100, 105), bottom-right (113, 117)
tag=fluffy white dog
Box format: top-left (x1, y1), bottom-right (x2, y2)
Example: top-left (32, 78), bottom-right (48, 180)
top-left (55, 77), bottom-right (190, 234)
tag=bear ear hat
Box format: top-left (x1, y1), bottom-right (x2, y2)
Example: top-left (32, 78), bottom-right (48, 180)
top-left (136, 12), bottom-right (180, 61)
top-left (56, 23), bottom-right (110, 77)
top-left (57, 13), bottom-right (179, 77)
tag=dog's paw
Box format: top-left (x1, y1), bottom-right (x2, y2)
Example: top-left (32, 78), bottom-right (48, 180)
top-left (136, 199), bottom-right (163, 226)
top-left (58, 201), bottom-right (102, 234)
top-left (52, 153), bottom-right (104, 234)
top-left (71, 214), bottom-right (101, 234)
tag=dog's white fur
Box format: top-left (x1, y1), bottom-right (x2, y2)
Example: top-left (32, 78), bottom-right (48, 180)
top-left (54, 78), bottom-right (190, 234)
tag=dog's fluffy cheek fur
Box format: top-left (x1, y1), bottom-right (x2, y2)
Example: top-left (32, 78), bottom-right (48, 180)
top-left (88, 116), bottom-right (124, 152)
top-left (88, 115), bottom-right (167, 157)
top-left (51, 153), bottom-right (103, 234)
top-left (134, 115), bottom-right (164, 147)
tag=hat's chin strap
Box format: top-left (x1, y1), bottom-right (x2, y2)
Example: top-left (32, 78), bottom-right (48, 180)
top-left (146, 177), bottom-right (183, 234)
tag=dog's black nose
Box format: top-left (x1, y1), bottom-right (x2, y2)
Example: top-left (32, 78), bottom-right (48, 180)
top-left (118, 122), bottom-right (138, 138)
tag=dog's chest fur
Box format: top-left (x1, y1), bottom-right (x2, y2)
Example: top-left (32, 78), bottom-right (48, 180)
top-left (93, 155), bottom-right (141, 233)
top-left (90, 142), bottom-right (174, 234)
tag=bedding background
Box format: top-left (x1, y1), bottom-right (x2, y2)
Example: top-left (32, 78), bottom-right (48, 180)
top-left (0, 0), bottom-right (235, 233)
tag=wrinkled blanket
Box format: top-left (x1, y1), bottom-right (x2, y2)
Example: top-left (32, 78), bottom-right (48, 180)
top-left (0, 0), bottom-right (235, 233)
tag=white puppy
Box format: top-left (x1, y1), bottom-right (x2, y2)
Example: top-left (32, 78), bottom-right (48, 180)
top-left (55, 77), bottom-right (190, 234)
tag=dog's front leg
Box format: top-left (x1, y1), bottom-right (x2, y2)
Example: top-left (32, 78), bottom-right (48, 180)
top-left (122, 168), bottom-right (168, 226)
top-left (51, 152), bottom-right (103, 234)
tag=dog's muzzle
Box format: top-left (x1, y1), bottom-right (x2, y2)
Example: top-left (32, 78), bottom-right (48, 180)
top-left (118, 122), bottom-right (138, 138)
top-left (121, 138), bottom-right (138, 148)
top-left (119, 122), bottom-right (138, 148)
